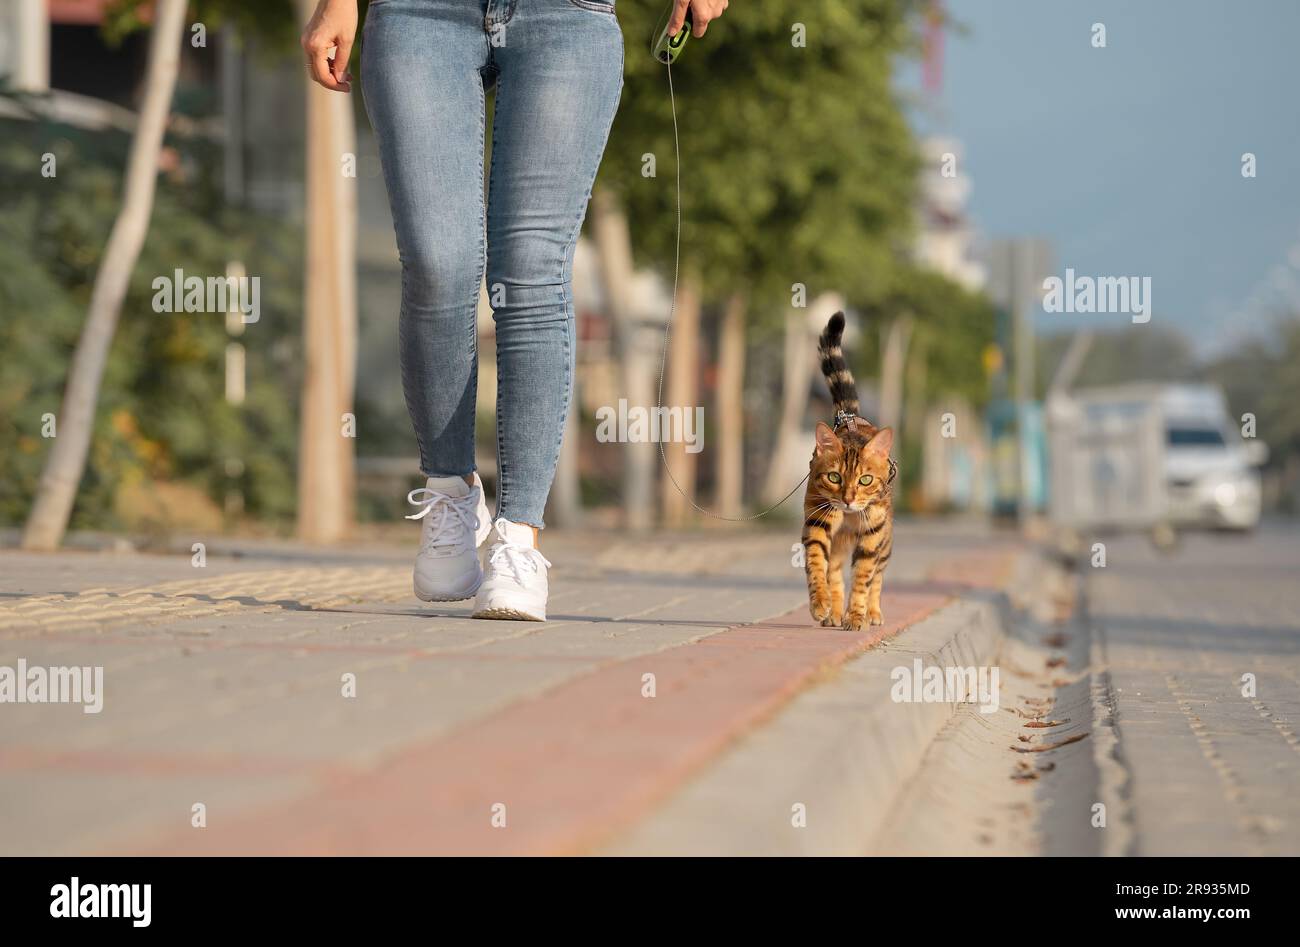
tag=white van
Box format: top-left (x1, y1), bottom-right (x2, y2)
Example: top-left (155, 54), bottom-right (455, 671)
top-left (1161, 385), bottom-right (1265, 530)
top-left (1047, 383), bottom-right (1266, 533)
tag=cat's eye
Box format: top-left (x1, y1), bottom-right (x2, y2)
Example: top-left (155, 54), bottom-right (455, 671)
top-left (825, 472), bottom-right (842, 484)
top-left (858, 474), bottom-right (874, 486)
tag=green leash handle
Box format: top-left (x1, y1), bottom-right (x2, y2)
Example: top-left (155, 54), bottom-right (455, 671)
top-left (653, 8), bottom-right (694, 64)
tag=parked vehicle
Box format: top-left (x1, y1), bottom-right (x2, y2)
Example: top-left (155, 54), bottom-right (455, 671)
top-left (1161, 386), bottom-right (1265, 530)
top-left (1046, 384), bottom-right (1265, 537)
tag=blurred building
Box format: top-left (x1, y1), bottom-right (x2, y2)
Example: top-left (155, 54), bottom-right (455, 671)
top-left (915, 135), bottom-right (990, 512)
top-left (916, 136), bottom-right (985, 292)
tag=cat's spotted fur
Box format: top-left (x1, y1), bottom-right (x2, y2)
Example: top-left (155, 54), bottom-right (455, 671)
top-left (802, 312), bottom-right (895, 630)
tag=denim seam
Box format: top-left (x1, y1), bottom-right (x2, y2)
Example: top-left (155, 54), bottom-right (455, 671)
top-left (467, 61), bottom-right (487, 480)
top-left (364, 16), bottom-right (434, 480)
top-left (402, 286), bottom-right (431, 476)
top-left (487, 68), bottom-right (509, 519)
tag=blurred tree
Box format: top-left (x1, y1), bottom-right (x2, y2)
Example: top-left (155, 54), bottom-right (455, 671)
top-left (115, 0), bottom-right (359, 543)
top-left (595, 0), bottom-right (924, 519)
top-left (101, 0), bottom-right (297, 47)
top-left (0, 113), bottom-right (304, 533)
top-left (853, 265), bottom-right (998, 503)
top-left (1205, 314), bottom-right (1300, 506)
top-left (19, 0), bottom-right (364, 545)
top-left (22, 0), bottom-right (189, 550)
top-left (875, 266), bottom-right (999, 410)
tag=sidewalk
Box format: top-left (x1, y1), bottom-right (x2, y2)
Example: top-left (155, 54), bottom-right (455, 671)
top-left (0, 520), bottom-right (1021, 855)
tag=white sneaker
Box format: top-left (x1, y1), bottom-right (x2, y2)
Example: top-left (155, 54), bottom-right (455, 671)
top-left (472, 518), bottom-right (552, 621)
top-left (406, 473), bottom-right (492, 602)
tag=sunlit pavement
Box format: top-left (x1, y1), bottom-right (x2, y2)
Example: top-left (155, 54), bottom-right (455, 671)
top-left (0, 520), bottom-right (1019, 855)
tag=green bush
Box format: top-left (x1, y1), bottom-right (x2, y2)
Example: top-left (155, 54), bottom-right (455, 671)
top-left (0, 105), bottom-right (303, 531)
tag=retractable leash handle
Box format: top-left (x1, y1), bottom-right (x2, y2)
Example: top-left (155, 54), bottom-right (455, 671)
top-left (653, 8), bottom-right (693, 64)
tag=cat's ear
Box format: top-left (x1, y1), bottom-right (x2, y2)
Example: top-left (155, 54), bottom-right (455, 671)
top-left (865, 427), bottom-right (893, 457)
top-left (814, 421), bottom-right (841, 454)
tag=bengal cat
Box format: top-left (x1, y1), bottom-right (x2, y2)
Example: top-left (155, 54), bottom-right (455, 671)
top-left (802, 312), bottom-right (895, 630)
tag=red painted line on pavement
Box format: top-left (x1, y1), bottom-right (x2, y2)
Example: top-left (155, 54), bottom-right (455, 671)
top-left (128, 587), bottom-right (955, 856)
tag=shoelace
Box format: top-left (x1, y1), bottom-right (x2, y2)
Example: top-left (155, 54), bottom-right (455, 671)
top-left (405, 487), bottom-right (480, 555)
top-left (487, 540), bottom-right (552, 587)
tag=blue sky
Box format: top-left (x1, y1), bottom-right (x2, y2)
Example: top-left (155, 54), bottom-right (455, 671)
top-left (906, 0), bottom-right (1300, 356)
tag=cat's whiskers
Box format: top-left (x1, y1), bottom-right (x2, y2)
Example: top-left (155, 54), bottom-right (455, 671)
top-left (807, 499), bottom-right (837, 519)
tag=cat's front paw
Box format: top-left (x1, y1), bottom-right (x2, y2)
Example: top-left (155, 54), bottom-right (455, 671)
top-left (841, 611), bottom-right (866, 632)
top-left (820, 609), bottom-right (842, 627)
top-left (809, 597), bottom-right (832, 624)
top-left (868, 607), bottom-right (884, 626)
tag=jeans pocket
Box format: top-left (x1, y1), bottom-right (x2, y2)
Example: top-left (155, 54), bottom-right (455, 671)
top-left (568, 0), bottom-right (616, 12)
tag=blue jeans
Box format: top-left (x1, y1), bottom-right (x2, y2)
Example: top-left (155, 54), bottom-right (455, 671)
top-left (362, 0), bottom-right (624, 527)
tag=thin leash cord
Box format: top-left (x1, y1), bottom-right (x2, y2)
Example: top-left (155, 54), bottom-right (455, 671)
top-left (651, 49), bottom-right (810, 522)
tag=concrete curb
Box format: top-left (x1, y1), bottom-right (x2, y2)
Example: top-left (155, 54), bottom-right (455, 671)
top-left (604, 552), bottom-right (1038, 855)
top-left (1083, 580), bottom-right (1138, 856)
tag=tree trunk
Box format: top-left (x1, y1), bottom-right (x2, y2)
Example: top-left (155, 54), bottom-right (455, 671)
top-left (21, 0), bottom-right (188, 551)
top-left (13, 0), bottom-right (49, 92)
top-left (879, 314), bottom-right (913, 434)
top-left (715, 292), bottom-right (746, 520)
top-left (589, 187), bottom-right (655, 530)
top-left (762, 293), bottom-right (843, 505)
top-left (296, 1), bottom-right (358, 543)
top-left (660, 275), bottom-right (701, 527)
top-left (903, 334), bottom-right (928, 507)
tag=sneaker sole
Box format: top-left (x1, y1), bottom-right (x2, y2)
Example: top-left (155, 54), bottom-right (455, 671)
top-left (471, 606), bottom-right (545, 622)
top-left (414, 578), bottom-right (482, 603)
top-left (416, 592), bottom-right (477, 603)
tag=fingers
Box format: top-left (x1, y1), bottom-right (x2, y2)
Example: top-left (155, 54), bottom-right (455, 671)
top-left (667, 0), bottom-right (690, 36)
top-left (301, 28), bottom-right (348, 93)
top-left (333, 36), bottom-right (354, 88)
top-left (692, 0), bottom-right (729, 39)
top-left (310, 46), bottom-right (344, 91)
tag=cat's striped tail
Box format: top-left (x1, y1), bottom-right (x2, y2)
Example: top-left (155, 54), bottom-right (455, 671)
top-left (818, 311), bottom-right (860, 416)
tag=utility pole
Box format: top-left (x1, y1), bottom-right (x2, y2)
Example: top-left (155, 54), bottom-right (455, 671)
top-left (987, 237), bottom-right (1052, 524)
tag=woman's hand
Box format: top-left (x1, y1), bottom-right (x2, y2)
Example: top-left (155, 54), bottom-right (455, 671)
top-left (668, 0), bottom-right (730, 39)
top-left (301, 0), bottom-right (358, 93)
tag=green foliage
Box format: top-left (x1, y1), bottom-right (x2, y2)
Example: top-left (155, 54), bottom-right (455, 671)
top-left (602, 1), bottom-right (924, 317)
top-left (102, 0), bottom-right (299, 50)
top-left (0, 111), bottom-right (303, 529)
top-left (845, 265), bottom-right (996, 507)
top-left (859, 265), bottom-right (997, 407)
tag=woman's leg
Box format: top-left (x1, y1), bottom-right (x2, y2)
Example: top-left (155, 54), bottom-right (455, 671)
top-left (361, 1), bottom-right (491, 482)
top-left (362, 2), bottom-right (497, 603)
top-left (484, 0), bottom-right (624, 528)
